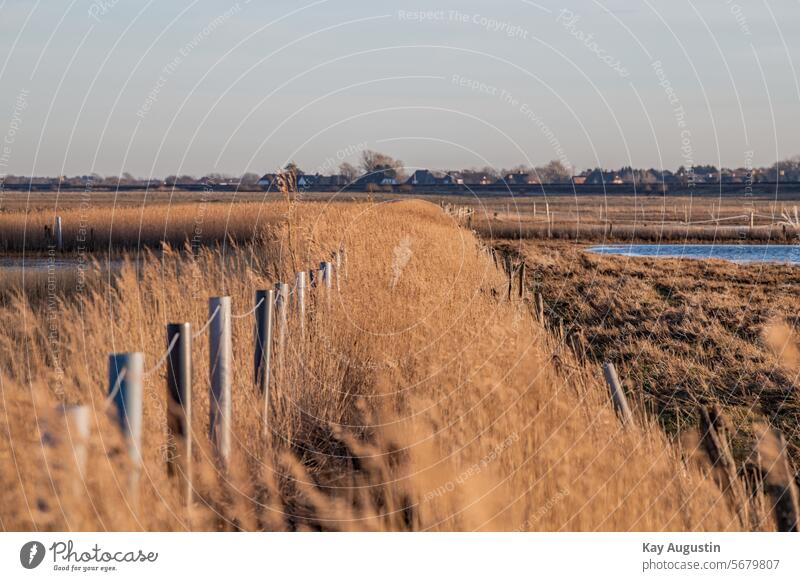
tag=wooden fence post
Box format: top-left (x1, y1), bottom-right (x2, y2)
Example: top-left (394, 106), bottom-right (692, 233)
top-left (753, 423), bottom-right (799, 531)
top-left (209, 297), bottom-right (232, 467)
top-left (518, 262), bottom-right (526, 300)
top-left (602, 362), bottom-right (634, 425)
top-left (535, 291), bottom-right (545, 323)
top-left (166, 322), bottom-right (192, 504)
top-left (55, 216), bottom-right (63, 252)
top-left (254, 290), bottom-right (275, 437)
top-left (108, 352), bottom-right (144, 499)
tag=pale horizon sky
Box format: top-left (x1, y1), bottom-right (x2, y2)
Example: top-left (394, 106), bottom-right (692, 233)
top-left (1, 0), bottom-right (799, 178)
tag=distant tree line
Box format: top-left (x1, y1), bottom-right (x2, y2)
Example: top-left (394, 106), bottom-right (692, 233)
top-left (5, 153), bottom-right (800, 188)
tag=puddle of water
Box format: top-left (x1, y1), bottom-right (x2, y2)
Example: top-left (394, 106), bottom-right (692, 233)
top-left (0, 257), bottom-right (123, 271)
top-left (586, 244), bottom-right (800, 265)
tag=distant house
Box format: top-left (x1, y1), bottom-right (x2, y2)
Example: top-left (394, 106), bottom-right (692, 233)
top-left (257, 172), bottom-right (317, 189)
top-left (406, 169), bottom-right (458, 186)
top-left (296, 173), bottom-right (318, 189)
top-left (446, 172), bottom-right (464, 185)
top-left (579, 169), bottom-right (619, 185)
top-left (354, 169), bottom-right (398, 189)
top-left (257, 173), bottom-right (278, 188)
top-left (497, 172), bottom-right (533, 187)
top-left (460, 172), bottom-right (495, 185)
top-left (315, 174), bottom-right (350, 187)
top-left (407, 169), bottom-right (438, 186)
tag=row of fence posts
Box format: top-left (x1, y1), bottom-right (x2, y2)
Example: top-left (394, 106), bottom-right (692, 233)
top-left (487, 245), bottom-right (798, 531)
top-left (50, 247), bottom-right (345, 507)
top-left (440, 202), bottom-right (474, 228)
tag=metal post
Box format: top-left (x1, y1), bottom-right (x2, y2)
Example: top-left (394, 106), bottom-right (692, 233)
top-left (295, 271), bottom-right (306, 335)
top-left (545, 202), bottom-right (552, 239)
top-left (602, 362), bottom-right (634, 426)
top-left (166, 322), bottom-right (192, 504)
top-left (320, 261), bottom-right (333, 290)
top-left (63, 404), bottom-right (89, 473)
top-left (320, 261), bottom-right (332, 307)
top-left (59, 404), bottom-right (90, 493)
top-left (209, 297), bottom-right (232, 466)
top-left (108, 352), bottom-right (144, 498)
top-left (518, 263), bottom-right (525, 300)
top-left (55, 216), bottom-right (63, 252)
top-left (254, 290), bottom-right (275, 436)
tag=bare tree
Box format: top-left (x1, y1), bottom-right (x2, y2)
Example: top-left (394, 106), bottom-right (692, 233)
top-left (284, 161), bottom-right (302, 176)
top-left (239, 172), bottom-right (261, 185)
top-left (535, 160), bottom-right (572, 183)
top-left (339, 162), bottom-right (358, 182)
top-left (360, 150), bottom-right (405, 180)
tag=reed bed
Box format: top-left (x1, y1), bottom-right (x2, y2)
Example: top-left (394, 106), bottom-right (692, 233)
top-left (0, 202), bottom-right (285, 253)
top-left (0, 200), bottom-right (742, 531)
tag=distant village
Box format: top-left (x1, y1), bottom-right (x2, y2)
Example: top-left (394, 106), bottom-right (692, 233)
top-left (4, 151), bottom-right (800, 193)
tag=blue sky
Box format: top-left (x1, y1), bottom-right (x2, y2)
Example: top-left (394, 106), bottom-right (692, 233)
top-left (1, 0), bottom-right (799, 177)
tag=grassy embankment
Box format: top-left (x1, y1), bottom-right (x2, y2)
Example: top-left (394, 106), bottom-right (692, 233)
top-left (0, 200), bottom-right (743, 531)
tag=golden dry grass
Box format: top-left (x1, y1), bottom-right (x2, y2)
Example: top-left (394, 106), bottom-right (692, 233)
top-left (0, 199), bottom-right (742, 531)
top-left (0, 202), bottom-right (285, 252)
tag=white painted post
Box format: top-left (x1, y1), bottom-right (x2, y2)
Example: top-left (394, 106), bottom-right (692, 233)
top-left (545, 202), bottom-right (552, 238)
top-left (295, 271), bottom-right (306, 335)
top-left (274, 282), bottom-right (289, 352)
top-left (602, 362), bottom-right (634, 426)
top-left (334, 249), bottom-right (341, 291)
top-left (108, 352), bottom-right (144, 499)
top-left (208, 297), bottom-right (232, 466)
top-left (60, 404), bottom-right (90, 487)
top-left (55, 216), bottom-right (63, 252)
